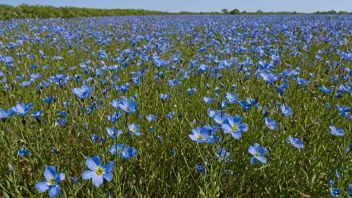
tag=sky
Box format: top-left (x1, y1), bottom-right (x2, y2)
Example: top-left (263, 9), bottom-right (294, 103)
top-left (1, 0), bottom-right (351, 13)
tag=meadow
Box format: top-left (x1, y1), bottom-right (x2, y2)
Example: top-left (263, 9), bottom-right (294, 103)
top-left (0, 15), bottom-right (352, 197)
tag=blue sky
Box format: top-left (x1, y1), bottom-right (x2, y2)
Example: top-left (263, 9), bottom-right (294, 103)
top-left (1, 0), bottom-right (351, 13)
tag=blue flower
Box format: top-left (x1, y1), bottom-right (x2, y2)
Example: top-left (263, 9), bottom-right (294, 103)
top-left (57, 118), bottom-right (66, 126)
top-left (167, 111), bottom-right (174, 119)
top-left (330, 188), bottom-right (340, 197)
top-left (18, 147), bottom-right (30, 156)
top-left (0, 108), bottom-right (14, 119)
top-left (73, 84), bottom-right (92, 99)
top-left (288, 136), bottom-right (304, 149)
top-left (329, 126), bottom-right (345, 136)
top-left (189, 127), bottom-right (209, 143)
top-left (35, 166), bottom-right (65, 198)
top-left (59, 111), bottom-right (67, 118)
top-left (248, 143), bottom-right (268, 164)
top-left (157, 135), bottom-right (163, 142)
top-left (120, 145), bottom-right (138, 159)
top-left (146, 114), bottom-right (157, 122)
top-left (43, 96), bottom-right (55, 105)
top-left (160, 94), bottom-right (171, 101)
top-left (207, 108), bottom-right (216, 118)
top-left (31, 110), bottom-right (43, 119)
top-left (108, 144), bottom-right (124, 155)
top-left (106, 111), bottom-right (122, 123)
top-left (259, 72), bottom-right (275, 84)
top-left (194, 164), bottom-right (206, 173)
top-left (238, 97), bottom-right (257, 109)
top-left (264, 117), bottom-right (278, 130)
top-left (114, 98), bottom-right (137, 114)
top-left (221, 115), bottom-right (248, 139)
top-left (203, 124), bottom-right (218, 134)
top-left (281, 104), bottom-right (293, 116)
top-left (72, 176), bottom-right (78, 184)
top-left (52, 147), bottom-right (59, 154)
top-left (214, 113), bottom-right (231, 126)
top-left (82, 155), bottom-right (114, 187)
top-left (320, 86), bottom-right (332, 94)
top-left (188, 88), bottom-right (197, 95)
top-left (168, 79), bottom-right (180, 87)
top-left (275, 83), bottom-right (288, 96)
top-left (203, 96), bottom-right (216, 104)
top-left (238, 100), bottom-right (251, 109)
top-left (207, 134), bottom-right (220, 144)
top-left (128, 123), bottom-right (141, 136)
top-left (106, 127), bottom-right (123, 139)
top-left (172, 148), bottom-right (177, 156)
top-left (329, 180), bottom-right (334, 185)
top-left (225, 92), bottom-right (239, 104)
top-left (149, 127), bottom-right (154, 133)
top-left (215, 146), bottom-right (230, 162)
top-left (220, 100), bottom-right (228, 108)
top-left (91, 134), bottom-right (100, 143)
top-left (12, 102), bottom-right (33, 116)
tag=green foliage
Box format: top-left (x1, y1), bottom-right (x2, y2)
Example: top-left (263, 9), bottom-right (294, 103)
top-left (0, 4), bottom-right (167, 20)
top-left (221, 9), bottom-right (229, 14)
top-left (0, 15), bottom-right (351, 197)
top-left (222, 8), bottom-right (352, 15)
top-left (230, 9), bottom-right (240, 15)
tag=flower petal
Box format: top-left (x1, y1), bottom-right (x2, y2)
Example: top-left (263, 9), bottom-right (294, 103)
top-left (82, 170), bottom-right (95, 180)
top-left (221, 124), bottom-right (232, 133)
top-left (35, 181), bottom-right (49, 193)
top-left (92, 175), bottom-right (104, 187)
top-left (44, 166), bottom-right (56, 181)
top-left (103, 161), bottom-right (114, 173)
top-left (258, 147), bottom-right (268, 156)
top-left (248, 146), bottom-right (256, 155)
top-left (232, 115), bottom-right (242, 124)
top-left (86, 156), bottom-right (99, 171)
top-left (231, 132), bottom-right (242, 139)
top-left (55, 173), bottom-right (65, 183)
top-left (257, 157), bottom-right (267, 164)
top-left (239, 124), bottom-right (248, 132)
top-left (103, 172), bottom-right (113, 182)
top-left (48, 185), bottom-right (61, 198)
top-left (250, 157), bottom-right (258, 164)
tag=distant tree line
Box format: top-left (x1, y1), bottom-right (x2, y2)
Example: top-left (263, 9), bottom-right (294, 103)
top-left (221, 8), bottom-right (352, 15)
top-left (0, 4), bottom-right (351, 21)
top-left (0, 4), bottom-right (167, 20)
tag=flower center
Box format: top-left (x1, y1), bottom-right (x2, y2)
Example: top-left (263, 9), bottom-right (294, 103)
top-left (95, 167), bottom-right (104, 176)
top-left (197, 135), bottom-right (203, 141)
top-left (48, 177), bottom-right (55, 185)
top-left (232, 125), bottom-right (238, 131)
top-left (254, 152), bottom-right (260, 157)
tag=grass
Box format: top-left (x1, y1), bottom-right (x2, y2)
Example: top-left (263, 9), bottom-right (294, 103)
top-left (0, 15), bottom-right (352, 197)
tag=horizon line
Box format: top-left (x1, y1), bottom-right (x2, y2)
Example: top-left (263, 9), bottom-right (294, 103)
top-left (1, 3), bottom-right (351, 14)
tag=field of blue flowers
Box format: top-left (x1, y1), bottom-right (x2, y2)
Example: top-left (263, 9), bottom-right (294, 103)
top-left (0, 15), bottom-right (352, 197)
